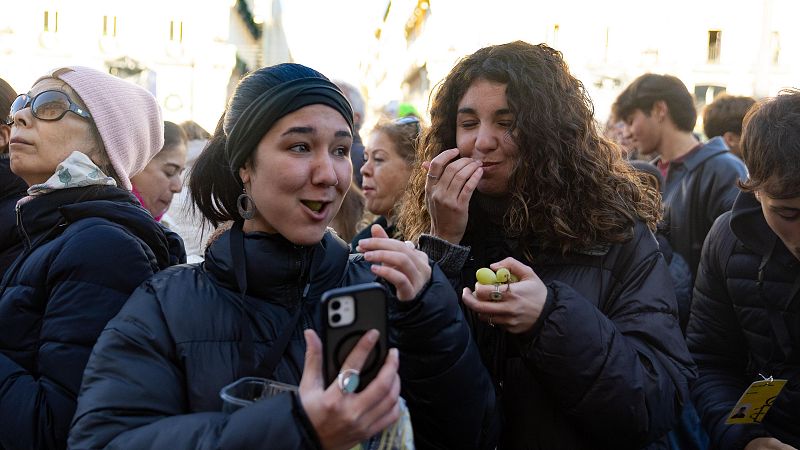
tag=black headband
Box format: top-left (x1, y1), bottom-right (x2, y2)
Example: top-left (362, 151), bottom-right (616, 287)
top-left (225, 77), bottom-right (354, 176)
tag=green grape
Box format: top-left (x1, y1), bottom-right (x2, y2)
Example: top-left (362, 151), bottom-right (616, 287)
top-left (476, 268), bottom-right (497, 285)
top-left (509, 274), bottom-right (519, 283)
top-left (495, 267), bottom-right (511, 283)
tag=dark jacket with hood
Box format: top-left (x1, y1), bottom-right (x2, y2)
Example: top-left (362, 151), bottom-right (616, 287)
top-left (658, 136), bottom-right (747, 280)
top-left (419, 194), bottom-right (696, 450)
top-left (0, 186), bottom-right (185, 450)
top-left (68, 227), bottom-right (497, 450)
top-left (687, 191), bottom-right (800, 449)
top-left (0, 156), bottom-right (27, 276)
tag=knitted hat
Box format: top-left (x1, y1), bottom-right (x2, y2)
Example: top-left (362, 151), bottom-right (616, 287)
top-left (41, 66), bottom-right (164, 190)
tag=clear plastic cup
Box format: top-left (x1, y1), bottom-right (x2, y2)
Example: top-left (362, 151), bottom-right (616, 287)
top-left (220, 376), bottom-right (298, 413)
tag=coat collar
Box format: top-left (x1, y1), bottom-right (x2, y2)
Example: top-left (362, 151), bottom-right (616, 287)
top-left (204, 228), bottom-right (350, 305)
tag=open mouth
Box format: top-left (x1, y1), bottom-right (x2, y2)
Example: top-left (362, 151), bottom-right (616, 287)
top-left (301, 200), bottom-right (327, 213)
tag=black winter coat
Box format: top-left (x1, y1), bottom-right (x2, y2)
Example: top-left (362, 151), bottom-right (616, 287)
top-left (658, 137), bottom-right (747, 280)
top-left (420, 199), bottom-right (696, 449)
top-left (0, 186), bottom-right (184, 450)
top-left (0, 156), bottom-right (26, 276)
top-left (687, 191), bottom-right (800, 449)
top-left (69, 228), bottom-right (498, 450)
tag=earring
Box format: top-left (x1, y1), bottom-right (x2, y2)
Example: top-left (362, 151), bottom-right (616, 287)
top-left (237, 189), bottom-right (255, 220)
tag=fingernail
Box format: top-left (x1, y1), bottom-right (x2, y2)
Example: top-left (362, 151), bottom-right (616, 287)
top-left (366, 329), bottom-right (379, 342)
top-left (390, 348), bottom-right (399, 359)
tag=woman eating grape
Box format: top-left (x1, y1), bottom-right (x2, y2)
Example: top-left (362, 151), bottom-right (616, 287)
top-left (69, 63), bottom-right (497, 450)
top-left (397, 41), bottom-right (695, 449)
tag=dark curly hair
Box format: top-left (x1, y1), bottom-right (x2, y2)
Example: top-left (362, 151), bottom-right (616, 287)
top-left (397, 41), bottom-right (660, 253)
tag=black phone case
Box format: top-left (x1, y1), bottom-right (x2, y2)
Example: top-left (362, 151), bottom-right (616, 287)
top-left (320, 282), bottom-right (388, 392)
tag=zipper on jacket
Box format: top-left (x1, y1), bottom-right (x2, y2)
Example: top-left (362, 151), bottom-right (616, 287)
top-left (15, 202), bottom-right (31, 249)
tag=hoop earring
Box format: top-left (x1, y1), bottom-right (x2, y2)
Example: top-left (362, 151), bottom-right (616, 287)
top-left (237, 189), bottom-right (255, 220)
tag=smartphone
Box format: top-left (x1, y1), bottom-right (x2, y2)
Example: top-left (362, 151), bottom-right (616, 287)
top-left (320, 282), bottom-right (389, 393)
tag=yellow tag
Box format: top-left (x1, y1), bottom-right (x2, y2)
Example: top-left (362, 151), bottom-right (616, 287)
top-left (725, 379), bottom-right (787, 424)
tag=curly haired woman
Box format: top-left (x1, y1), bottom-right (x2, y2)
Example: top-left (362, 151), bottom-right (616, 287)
top-left (397, 41), bottom-right (695, 449)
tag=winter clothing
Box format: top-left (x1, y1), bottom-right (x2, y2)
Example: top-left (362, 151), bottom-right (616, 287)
top-left (0, 156), bottom-right (26, 276)
top-left (0, 185), bottom-right (184, 450)
top-left (26, 151), bottom-right (116, 197)
top-left (657, 137), bottom-right (747, 279)
top-left (69, 227), bottom-right (498, 450)
top-left (687, 191), bottom-right (800, 449)
top-left (41, 66), bottom-right (164, 190)
top-left (419, 193), bottom-right (696, 449)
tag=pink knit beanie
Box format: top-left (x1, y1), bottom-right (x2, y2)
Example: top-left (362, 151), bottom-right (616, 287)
top-left (42, 66), bottom-right (164, 190)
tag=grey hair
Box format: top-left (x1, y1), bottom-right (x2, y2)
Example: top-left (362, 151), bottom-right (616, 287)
top-left (333, 80), bottom-right (365, 129)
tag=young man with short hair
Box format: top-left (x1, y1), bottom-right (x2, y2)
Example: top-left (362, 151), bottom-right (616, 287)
top-left (687, 89), bottom-right (800, 450)
top-left (614, 73), bottom-right (747, 280)
top-left (703, 94), bottom-right (756, 158)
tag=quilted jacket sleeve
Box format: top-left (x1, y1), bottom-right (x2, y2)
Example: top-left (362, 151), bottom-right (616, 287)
top-left (388, 264), bottom-right (499, 450)
top-left (686, 215), bottom-right (772, 449)
top-left (68, 279), bottom-right (321, 450)
top-left (0, 222), bottom-right (160, 450)
top-left (518, 224), bottom-right (696, 448)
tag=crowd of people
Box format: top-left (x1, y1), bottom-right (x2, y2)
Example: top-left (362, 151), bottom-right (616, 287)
top-left (0, 39), bottom-right (797, 450)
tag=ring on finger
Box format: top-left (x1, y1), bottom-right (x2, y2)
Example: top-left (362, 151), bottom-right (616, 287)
top-left (490, 284), bottom-right (503, 301)
top-left (427, 173), bottom-right (439, 180)
top-left (338, 369), bottom-right (360, 394)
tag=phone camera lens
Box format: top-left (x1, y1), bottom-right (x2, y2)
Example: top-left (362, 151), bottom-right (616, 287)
top-left (331, 313), bottom-right (341, 323)
top-left (331, 300), bottom-right (341, 310)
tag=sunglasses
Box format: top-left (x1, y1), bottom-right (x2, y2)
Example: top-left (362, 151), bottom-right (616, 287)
top-left (394, 115), bottom-right (421, 133)
top-left (7, 90), bottom-right (92, 124)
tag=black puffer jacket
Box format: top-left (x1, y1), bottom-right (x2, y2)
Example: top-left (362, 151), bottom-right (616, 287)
top-left (0, 156), bottom-right (26, 276)
top-left (69, 228), bottom-right (497, 450)
top-left (420, 197), bottom-right (696, 449)
top-left (658, 137), bottom-right (747, 280)
top-left (687, 191), bottom-right (800, 449)
top-left (0, 186), bottom-right (184, 450)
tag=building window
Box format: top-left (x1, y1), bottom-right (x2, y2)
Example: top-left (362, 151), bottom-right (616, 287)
top-left (44, 11), bottom-right (59, 32)
top-left (169, 20), bottom-right (183, 42)
top-left (707, 30), bottom-right (721, 63)
top-left (552, 24), bottom-right (560, 47)
top-left (770, 31), bottom-right (780, 65)
top-left (103, 15), bottom-right (117, 37)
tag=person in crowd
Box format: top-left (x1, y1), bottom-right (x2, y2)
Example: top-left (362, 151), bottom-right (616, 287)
top-left (0, 66), bottom-right (185, 450)
top-left (69, 63), bottom-right (497, 450)
top-left (397, 41), bottom-right (695, 449)
top-left (351, 116), bottom-right (420, 249)
top-left (131, 121), bottom-right (188, 221)
top-left (629, 160), bottom-right (693, 330)
top-left (613, 73), bottom-right (747, 281)
top-left (329, 180), bottom-right (368, 243)
top-left (688, 90), bottom-right (800, 450)
top-left (334, 79), bottom-right (367, 188)
top-left (0, 76), bottom-right (27, 275)
top-left (702, 94), bottom-right (756, 159)
top-left (165, 120), bottom-right (213, 263)
top-left (630, 159), bottom-right (709, 450)
top-left (605, 112), bottom-right (637, 159)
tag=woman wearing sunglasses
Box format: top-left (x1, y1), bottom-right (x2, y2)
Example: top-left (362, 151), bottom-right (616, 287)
top-left (351, 116), bottom-right (421, 250)
top-left (69, 63), bottom-right (497, 450)
top-left (0, 76), bottom-right (27, 276)
top-left (0, 66), bottom-right (185, 450)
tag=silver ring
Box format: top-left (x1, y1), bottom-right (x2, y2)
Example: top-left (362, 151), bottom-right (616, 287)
top-left (427, 173), bottom-right (439, 180)
top-left (337, 369), bottom-right (360, 394)
top-left (490, 284), bottom-right (503, 301)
